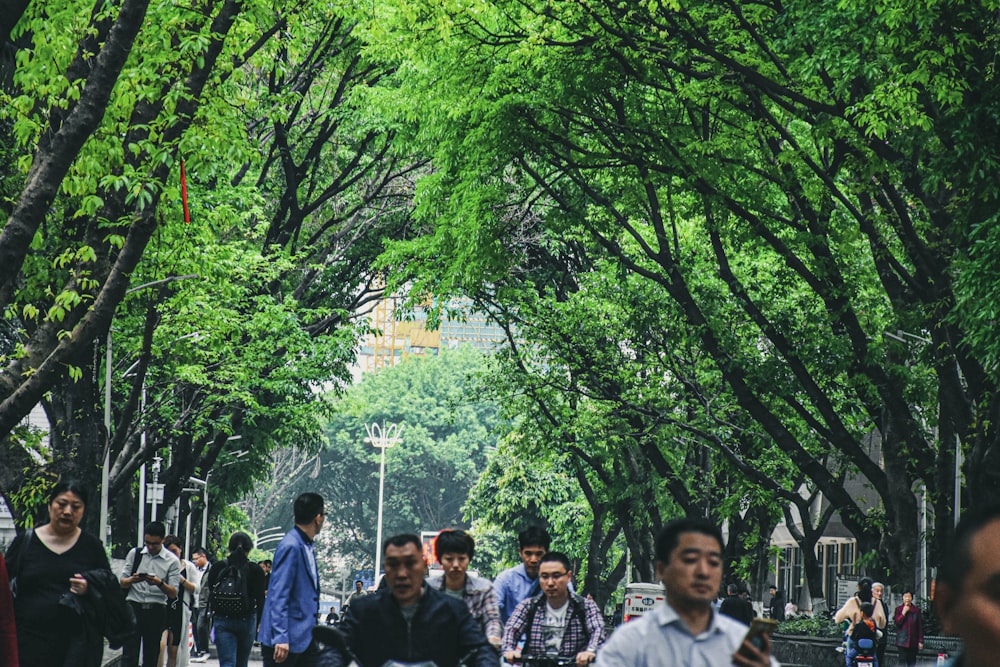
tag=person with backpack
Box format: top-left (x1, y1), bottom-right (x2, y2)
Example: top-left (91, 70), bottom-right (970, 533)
top-left (501, 552), bottom-right (605, 666)
top-left (121, 521), bottom-right (181, 667)
top-left (205, 532), bottom-right (266, 667)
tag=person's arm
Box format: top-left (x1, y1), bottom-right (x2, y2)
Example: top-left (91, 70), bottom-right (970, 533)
top-left (479, 584), bottom-right (503, 646)
top-left (873, 600), bottom-right (887, 629)
top-left (186, 560), bottom-right (203, 598)
top-left (501, 599), bottom-right (531, 659)
top-left (833, 597), bottom-right (856, 624)
top-left (251, 562), bottom-right (267, 627)
top-left (155, 557), bottom-right (181, 599)
top-left (583, 598), bottom-right (606, 653)
top-left (265, 542), bottom-right (296, 647)
top-left (594, 623), bottom-right (638, 667)
top-left (454, 602), bottom-right (492, 667)
top-left (493, 570), bottom-right (512, 626)
top-left (120, 549), bottom-right (143, 589)
top-left (0, 555), bottom-right (19, 667)
top-left (916, 608), bottom-right (924, 648)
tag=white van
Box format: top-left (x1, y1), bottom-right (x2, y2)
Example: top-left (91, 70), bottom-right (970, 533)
top-left (623, 582), bottom-right (665, 623)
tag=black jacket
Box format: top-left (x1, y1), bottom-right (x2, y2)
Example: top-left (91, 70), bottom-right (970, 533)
top-left (57, 568), bottom-right (137, 666)
top-left (719, 595), bottom-right (753, 626)
top-left (319, 585), bottom-right (494, 667)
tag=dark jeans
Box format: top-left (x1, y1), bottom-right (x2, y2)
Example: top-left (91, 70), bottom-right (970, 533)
top-left (122, 602), bottom-right (167, 667)
top-left (214, 613), bottom-right (257, 667)
top-left (192, 606), bottom-right (211, 654)
top-left (262, 641), bottom-right (321, 667)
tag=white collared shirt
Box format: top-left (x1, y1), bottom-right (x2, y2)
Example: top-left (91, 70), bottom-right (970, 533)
top-left (596, 602), bottom-right (781, 667)
top-left (121, 545), bottom-right (182, 605)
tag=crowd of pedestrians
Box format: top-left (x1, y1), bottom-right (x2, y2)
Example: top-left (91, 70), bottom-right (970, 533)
top-left (2, 480), bottom-right (1000, 667)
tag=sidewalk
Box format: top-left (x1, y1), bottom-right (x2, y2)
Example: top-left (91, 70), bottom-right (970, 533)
top-left (102, 644), bottom-right (265, 666)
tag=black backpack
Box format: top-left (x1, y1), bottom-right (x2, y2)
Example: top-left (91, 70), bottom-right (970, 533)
top-left (210, 559), bottom-right (254, 617)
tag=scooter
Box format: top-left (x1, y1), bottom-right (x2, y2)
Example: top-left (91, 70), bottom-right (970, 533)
top-left (852, 637), bottom-right (876, 667)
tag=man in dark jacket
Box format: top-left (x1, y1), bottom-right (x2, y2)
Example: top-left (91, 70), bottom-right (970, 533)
top-left (719, 583), bottom-right (754, 626)
top-left (318, 533), bottom-right (494, 667)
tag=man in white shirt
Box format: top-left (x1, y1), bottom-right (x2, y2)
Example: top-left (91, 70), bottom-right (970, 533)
top-left (596, 517), bottom-right (777, 667)
top-left (120, 521), bottom-right (181, 667)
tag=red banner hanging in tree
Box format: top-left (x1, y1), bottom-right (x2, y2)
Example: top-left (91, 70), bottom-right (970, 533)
top-left (180, 159), bottom-right (191, 224)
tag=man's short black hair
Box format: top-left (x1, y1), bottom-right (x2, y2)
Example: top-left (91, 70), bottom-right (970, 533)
top-left (654, 517), bottom-right (724, 563)
top-left (518, 526), bottom-right (551, 550)
top-left (860, 602), bottom-right (874, 617)
top-left (540, 551), bottom-right (572, 572)
top-left (434, 529), bottom-right (475, 560)
top-left (940, 502), bottom-right (1000, 590)
top-left (192, 546), bottom-right (207, 557)
top-left (260, 559), bottom-right (272, 566)
top-left (727, 583), bottom-right (739, 595)
top-left (145, 521), bottom-right (167, 539)
top-left (383, 533), bottom-right (422, 554)
top-left (294, 492), bottom-right (325, 524)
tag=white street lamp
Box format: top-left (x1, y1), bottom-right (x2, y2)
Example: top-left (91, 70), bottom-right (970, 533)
top-left (99, 273), bottom-right (198, 548)
top-left (365, 422), bottom-right (403, 581)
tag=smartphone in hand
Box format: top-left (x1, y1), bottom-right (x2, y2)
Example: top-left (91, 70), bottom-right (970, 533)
top-left (738, 618), bottom-right (779, 658)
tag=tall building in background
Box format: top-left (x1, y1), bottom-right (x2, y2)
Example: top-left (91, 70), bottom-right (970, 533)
top-left (357, 294), bottom-right (507, 374)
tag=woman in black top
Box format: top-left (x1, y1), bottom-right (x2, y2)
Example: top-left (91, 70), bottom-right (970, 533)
top-left (5, 480), bottom-right (111, 667)
top-left (205, 532), bottom-right (267, 667)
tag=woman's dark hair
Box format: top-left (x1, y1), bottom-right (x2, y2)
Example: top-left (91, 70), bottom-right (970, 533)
top-left (164, 535), bottom-right (183, 551)
top-left (228, 531), bottom-right (254, 556)
top-left (434, 529), bottom-right (475, 560)
top-left (857, 577), bottom-right (873, 603)
top-left (49, 479), bottom-right (91, 506)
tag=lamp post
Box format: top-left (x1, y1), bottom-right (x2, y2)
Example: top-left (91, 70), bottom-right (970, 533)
top-left (187, 476), bottom-right (208, 550)
top-left (185, 445), bottom-right (245, 550)
top-left (99, 273), bottom-right (199, 548)
top-left (365, 422), bottom-right (403, 581)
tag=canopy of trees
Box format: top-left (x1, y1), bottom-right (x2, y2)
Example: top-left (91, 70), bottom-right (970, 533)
top-left (362, 0), bottom-right (1000, 596)
top-left (3, 0), bottom-right (998, 598)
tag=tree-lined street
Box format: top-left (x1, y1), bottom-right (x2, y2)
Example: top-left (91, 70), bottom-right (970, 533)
top-left (2, 0), bottom-right (999, 619)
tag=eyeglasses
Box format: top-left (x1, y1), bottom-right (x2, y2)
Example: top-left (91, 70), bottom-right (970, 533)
top-left (539, 572), bottom-right (569, 581)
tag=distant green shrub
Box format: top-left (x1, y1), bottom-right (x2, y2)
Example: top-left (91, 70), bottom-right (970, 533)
top-left (777, 614), bottom-right (843, 638)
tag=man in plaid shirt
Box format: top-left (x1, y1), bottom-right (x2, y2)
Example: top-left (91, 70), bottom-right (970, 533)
top-left (502, 552), bottom-right (605, 666)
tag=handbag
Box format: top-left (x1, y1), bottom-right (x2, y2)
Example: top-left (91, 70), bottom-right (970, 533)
top-left (8, 527), bottom-right (34, 599)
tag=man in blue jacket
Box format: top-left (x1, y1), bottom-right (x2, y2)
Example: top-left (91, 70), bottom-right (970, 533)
top-left (318, 533), bottom-right (495, 667)
top-left (258, 492), bottom-right (325, 666)
top-left (494, 526), bottom-right (551, 625)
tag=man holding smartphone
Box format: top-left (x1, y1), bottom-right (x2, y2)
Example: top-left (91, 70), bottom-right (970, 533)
top-left (596, 518), bottom-right (778, 667)
top-left (120, 521), bottom-right (181, 667)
